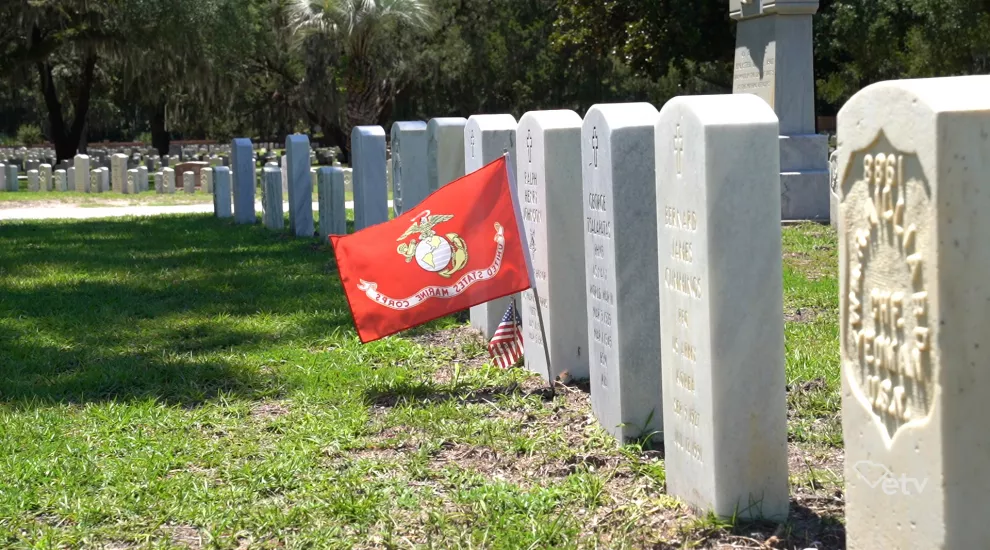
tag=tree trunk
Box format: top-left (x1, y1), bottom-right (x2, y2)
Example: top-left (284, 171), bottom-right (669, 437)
top-left (37, 44), bottom-right (97, 163)
top-left (151, 102), bottom-right (170, 156)
top-left (327, 123), bottom-right (350, 165)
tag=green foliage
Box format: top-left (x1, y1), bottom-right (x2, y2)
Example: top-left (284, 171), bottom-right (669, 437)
top-left (15, 124), bottom-right (43, 145)
top-left (1, 0), bottom-right (989, 154)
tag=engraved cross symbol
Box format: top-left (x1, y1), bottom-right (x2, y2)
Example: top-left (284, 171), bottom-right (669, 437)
top-left (526, 130), bottom-right (533, 164)
top-left (591, 127), bottom-right (599, 168)
top-left (674, 124), bottom-right (684, 177)
top-left (470, 130), bottom-right (476, 159)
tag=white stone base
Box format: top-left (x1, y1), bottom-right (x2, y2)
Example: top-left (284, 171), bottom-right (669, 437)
top-left (779, 134), bottom-right (829, 221)
top-left (781, 170), bottom-right (829, 220)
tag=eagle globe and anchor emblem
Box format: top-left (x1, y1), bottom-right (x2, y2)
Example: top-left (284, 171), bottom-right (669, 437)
top-left (396, 210), bottom-right (469, 278)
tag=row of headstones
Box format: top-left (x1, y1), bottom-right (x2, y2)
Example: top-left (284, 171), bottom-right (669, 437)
top-left (218, 136), bottom-right (347, 239)
top-left (208, 75), bottom-right (989, 545)
top-left (242, 76), bottom-right (984, 548)
top-left (210, 106), bottom-right (785, 523)
top-left (430, 76), bottom-right (987, 549)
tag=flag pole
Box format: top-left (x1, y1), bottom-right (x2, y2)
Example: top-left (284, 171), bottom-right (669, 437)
top-left (503, 151), bottom-right (555, 395)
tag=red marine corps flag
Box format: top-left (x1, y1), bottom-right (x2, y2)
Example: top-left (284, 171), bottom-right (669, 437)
top-left (330, 156), bottom-right (532, 343)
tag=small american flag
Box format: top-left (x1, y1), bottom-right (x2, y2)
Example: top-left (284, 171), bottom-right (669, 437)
top-left (488, 300), bottom-right (524, 369)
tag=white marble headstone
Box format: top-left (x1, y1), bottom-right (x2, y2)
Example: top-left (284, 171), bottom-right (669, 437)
top-left (74, 155), bottom-right (90, 192)
top-left (39, 164), bottom-right (52, 191)
top-left (582, 103), bottom-right (662, 442)
top-left (427, 117), bottom-right (467, 192)
top-left (183, 171), bottom-right (195, 193)
top-left (391, 121), bottom-right (429, 216)
top-left (54, 169), bottom-right (67, 192)
top-left (27, 170), bottom-right (39, 192)
top-left (262, 166), bottom-right (284, 230)
top-left (317, 167), bottom-right (347, 241)
top-left (163, 168), bottom-right (176, 194)
top-left (351, 126), bottom-right (389, 231)
top-left (657, 94), bottom-right (788, 521)
top-left (464, 114), bottom-right (518, 340)
top-left (516, 110), bottom-right (589, 381)
top-left (111, 153), bottom-right (128, 193)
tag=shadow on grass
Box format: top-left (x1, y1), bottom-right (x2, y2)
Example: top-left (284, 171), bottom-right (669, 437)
top-left (0, 215), bottom-right (353, 406)
top-left (705, 501), bottom-right (845, 549)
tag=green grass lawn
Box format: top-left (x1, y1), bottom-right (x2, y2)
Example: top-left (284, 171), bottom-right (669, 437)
top-left (0, 217), bottom-right (843, 549)
top-left (0, 173), bottom-right (388, 207)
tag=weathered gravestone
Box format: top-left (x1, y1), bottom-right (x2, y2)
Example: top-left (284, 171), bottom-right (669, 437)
top-left (391, 121), bottom-right (429, 216)
top-left (286, 134), bottom-right (314, 237)
top-left (163, 168), bottom-right (176, 194)
top-left (351, 126), bottom-right (389, 231)
top-left (657, 95), bottom-right (788, 521)
top-left (39, 164), bottom-right (52, 191)
top-left (183, 171), bottom-right (195, 193)
top-left (516, 110), bottom-right (589, 381)
top-left (67, 167), bottom-right (75, 190)
top-left (27, 170), bottom-right (39, 192)
top-left (54, 169), bottom-right (67, 192)
top-left (138, 165), bottom-right (149, 193)
top-left (90, 169), bottom-right (100, 194)
top-left (838, 75), bottom-right (990, 549)
top-left (5, 164), bottom-right (17, 191)
top-left (317, 167), bottom-right (347, 240)
top-left (111, 153), bottom-right (128, 193)
top-left (427, 117), bottom-right (467, 192)
top-left (730, 0), bottom-right (829, 220)
top-left (213, 167), bottom-right (233, 219)
top-left (262, 166), bottom-right (284, 230)
top-left (201, 167), bottom-right (214, 195)
top-left (583, 103), bottom-right (662, 442)
top-left (175, 162), bottom-right (209, 189)
top-left (74, 155), bottom-right (90, 192)
top-left (99, 168), bottom-right (110, 193)
top-left (232, 138), bottom-right (256, 224)
top-left (127, 169), bottom-right (138, 194)
top-left (464, 114), bottom-right (518, 340)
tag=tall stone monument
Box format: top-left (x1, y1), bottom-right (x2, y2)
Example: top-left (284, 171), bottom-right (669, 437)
top-left (730, 0), bottom-right (829, 221)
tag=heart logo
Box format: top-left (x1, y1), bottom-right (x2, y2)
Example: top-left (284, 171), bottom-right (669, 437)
top-left (853, 460), bottom-right (892, 488)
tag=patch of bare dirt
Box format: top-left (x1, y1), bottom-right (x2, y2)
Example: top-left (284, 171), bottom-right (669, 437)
top-left (160, 524), bottom-right (203, 549)
top-left (785, 307), bottom-right (826, 323)
top-left (0, 199), bottom-right (65, 209)
top-left (250, 401), bottom-right (290, 420)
